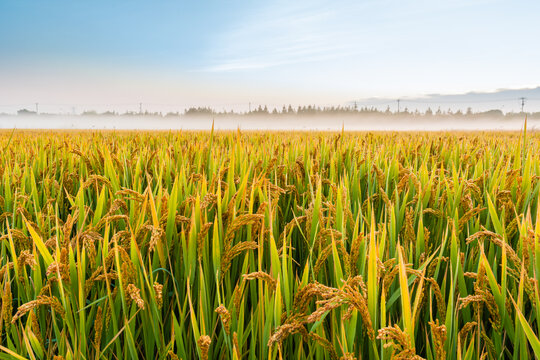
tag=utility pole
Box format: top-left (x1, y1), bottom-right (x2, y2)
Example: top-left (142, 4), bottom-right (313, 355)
top-left (139, 102), bottom-right (143, 114)
top-left (35, 102), bottom-right (39, 114)
top-left (397, 99), bottom-right (400, 113)
top-left (519, 97), bottom-right (526, 113)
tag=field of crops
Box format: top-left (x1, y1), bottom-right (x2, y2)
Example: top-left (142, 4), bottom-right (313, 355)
top-left (0, 129), bottom-right (539, 359)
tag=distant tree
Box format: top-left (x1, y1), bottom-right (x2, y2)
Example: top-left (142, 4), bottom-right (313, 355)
top-left (478, 109), bottom-right (504, 118)
top-left (185, 107), bottom-right (214, 115)
top-left (17, 109), bottom-right (36, 115)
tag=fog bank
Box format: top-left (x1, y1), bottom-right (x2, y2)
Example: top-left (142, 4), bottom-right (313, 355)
top-left (0, 115), bottom-right (536, 131)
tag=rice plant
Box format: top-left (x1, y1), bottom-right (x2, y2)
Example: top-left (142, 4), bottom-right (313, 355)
top-left (0, 129), bottom-right (539, 359)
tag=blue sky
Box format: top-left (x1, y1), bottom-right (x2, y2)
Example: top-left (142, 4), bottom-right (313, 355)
top-left (1, 0), bottom-right (539, 112)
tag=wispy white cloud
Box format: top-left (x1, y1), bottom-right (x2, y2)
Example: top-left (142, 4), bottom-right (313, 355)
top-left (200, 0), bottom-right (508, 73)
top-left (201, 0), bottom-right (367, 72)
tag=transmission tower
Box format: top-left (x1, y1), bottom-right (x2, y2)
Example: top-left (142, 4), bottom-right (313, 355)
top-left (519, 97), bottom-right (526, 113)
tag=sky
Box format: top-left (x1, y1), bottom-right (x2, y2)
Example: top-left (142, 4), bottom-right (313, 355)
top-left (1, 0), bottom-right (540, 113)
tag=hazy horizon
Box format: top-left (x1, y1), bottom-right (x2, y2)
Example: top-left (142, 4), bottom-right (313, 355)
top-left (1, 86), bottom-right (540, 115)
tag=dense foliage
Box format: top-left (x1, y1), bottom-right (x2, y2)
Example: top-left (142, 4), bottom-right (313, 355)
top-left (0, 129), bottom-right (539, 359)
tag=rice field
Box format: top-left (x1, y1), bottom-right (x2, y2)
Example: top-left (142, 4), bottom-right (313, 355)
top-left (0, 129), bottom-right (539, 359)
